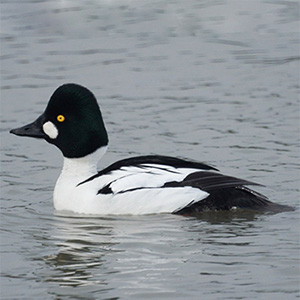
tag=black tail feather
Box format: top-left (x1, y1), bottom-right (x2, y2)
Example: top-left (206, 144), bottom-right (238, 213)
top-left (175, 186), bottom-right (293, 214)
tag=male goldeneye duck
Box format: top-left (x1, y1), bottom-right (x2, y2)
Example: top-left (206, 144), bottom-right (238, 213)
top-left (10, 83), bottom-right (291, 215)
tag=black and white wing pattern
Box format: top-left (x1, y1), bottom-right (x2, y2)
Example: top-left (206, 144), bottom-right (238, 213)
top-left (79, 155), bottom-right (288, 214)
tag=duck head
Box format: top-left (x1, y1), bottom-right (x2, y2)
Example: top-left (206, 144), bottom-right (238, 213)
top-left (10, 84), bottom-right (109, 158)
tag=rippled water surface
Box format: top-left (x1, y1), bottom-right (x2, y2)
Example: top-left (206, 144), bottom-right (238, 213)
top-left (1, 0), bottom-right (299, 299)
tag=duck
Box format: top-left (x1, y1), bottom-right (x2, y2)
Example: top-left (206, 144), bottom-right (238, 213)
top-left (10, 83), bottom-right (291, 215)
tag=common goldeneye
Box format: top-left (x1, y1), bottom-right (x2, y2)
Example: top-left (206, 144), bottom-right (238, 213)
top-left (10, 84), bottom-right (290, 215)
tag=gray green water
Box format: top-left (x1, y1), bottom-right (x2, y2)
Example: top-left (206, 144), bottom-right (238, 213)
top-left (1, 1), bottom-right (299, 299)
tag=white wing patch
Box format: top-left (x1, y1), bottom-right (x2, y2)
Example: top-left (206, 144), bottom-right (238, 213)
top-left (96, 164), bottom-right (201, 194)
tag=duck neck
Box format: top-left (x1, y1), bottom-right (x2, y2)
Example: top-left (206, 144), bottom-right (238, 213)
top-left (60, 146), bottom-right (108, 182)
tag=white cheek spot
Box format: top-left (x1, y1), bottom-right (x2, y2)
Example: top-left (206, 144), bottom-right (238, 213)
top-left (43, 121), bottom-right (58, 139)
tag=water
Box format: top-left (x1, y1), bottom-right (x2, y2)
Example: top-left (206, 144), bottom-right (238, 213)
top-left (1, 0), bottom-right (299, 299)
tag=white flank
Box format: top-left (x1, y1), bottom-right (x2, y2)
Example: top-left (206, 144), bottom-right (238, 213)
top-left (53, 151), bottom-right (210, 215)
top-left (43, 121), bottom-right (58, 139)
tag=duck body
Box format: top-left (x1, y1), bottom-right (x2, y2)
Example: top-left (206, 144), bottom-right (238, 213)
top-left (53, 149), bottom-right (213, 214)
top-left (10, 84), bottom-right (291, 215)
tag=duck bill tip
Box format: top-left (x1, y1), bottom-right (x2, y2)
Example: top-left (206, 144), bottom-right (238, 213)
top-left (10, 122), bottom-right (45, 139)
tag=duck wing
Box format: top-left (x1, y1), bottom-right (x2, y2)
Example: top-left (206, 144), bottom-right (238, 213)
top-left (163, 171), bottom-right (262, 191)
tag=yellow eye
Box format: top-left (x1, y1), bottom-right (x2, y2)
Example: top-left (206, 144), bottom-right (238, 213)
top-left (57, 115), bottom-right (65, 122)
